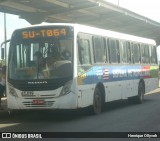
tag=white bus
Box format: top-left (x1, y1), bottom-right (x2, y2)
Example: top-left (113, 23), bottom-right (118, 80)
top-left (7, 23), bottom-right (158, 114)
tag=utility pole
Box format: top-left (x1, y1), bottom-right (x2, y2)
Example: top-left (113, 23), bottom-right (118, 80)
top-left (4, 13), bottom-right (7, 64)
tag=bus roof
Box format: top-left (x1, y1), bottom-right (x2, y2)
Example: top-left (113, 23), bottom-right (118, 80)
top-left (14, 23), bottom-right (156, 45)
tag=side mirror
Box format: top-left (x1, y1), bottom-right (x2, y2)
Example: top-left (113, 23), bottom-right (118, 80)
top-left (0, 39), bottom-right (10, 60)
top-left (1, 48), bottom-right (4, 60)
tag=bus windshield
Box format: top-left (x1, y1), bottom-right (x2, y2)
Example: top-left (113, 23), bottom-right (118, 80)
top-left (8, 26), bottom-right (73, 82)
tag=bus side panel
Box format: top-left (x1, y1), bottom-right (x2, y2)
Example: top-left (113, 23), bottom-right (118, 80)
top-left (121, 80), bottom-right (134, 99)
top-left (144, 66), bottom-right (159, 93)
top-left (77, 65), bottom-right (158, 107)
top-left (105, 81), bottom-right (122, 101)
top-left (77, 84), bottom-right (95, 108)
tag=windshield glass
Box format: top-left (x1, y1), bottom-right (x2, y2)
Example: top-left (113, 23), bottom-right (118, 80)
top-left (8, 26), bottom-right (73, 81)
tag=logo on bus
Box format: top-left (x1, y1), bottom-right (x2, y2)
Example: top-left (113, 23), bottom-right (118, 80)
top-left (21, 91), bottom-right (35, 97)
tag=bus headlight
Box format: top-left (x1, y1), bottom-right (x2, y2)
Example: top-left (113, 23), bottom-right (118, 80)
top-left (8, 84), bottom-right (18, 97)
top-left (59, 81), bottom-right (72, 97)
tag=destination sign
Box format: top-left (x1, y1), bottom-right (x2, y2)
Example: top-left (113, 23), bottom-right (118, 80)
top-left (22, 28), bottom-right (67, 39)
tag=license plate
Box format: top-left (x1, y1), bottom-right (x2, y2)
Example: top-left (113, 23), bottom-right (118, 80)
top-left (32, 100), bottom-right (45, 105)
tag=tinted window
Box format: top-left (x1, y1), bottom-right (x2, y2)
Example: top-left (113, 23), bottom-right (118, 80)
top-left (150, 46), bottom-right (157, 64)
top-left (141, 44), bottom-right (149, 64)
top-left (108, 39), bottom-right (120, 63)
top-left (93, 36), bottom-right (105, 63)
top-left (78, 39), bottom-right (91, 65)
top-left (132, 43), bottom-right (140, 63)
top-left (120, 41), bottom-right (129, 63)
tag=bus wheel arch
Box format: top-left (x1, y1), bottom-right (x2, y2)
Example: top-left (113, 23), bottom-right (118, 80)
top-left (92, 83), bottom-right (105, 114)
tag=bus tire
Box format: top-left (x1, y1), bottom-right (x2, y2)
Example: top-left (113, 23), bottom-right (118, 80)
top-left (92, 87), bottom-right (103, 114)
top-left (136, 82), bottom-right (145, 104)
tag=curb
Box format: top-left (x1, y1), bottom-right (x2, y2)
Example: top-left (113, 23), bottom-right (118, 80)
top-left (146, 88), bottom-right (160, 95)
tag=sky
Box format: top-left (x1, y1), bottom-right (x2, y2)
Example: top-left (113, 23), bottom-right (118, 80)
top-left (0, 13), bottom-right (30, 45)
top-left (0, 0), bottom-right (160, 58)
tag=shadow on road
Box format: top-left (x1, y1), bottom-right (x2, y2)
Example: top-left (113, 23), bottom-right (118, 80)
top-left (1, 95), bottom-right (154, 123)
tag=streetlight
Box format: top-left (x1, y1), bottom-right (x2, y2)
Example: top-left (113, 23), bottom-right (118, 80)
top-left (4, 13), bottom-right (7, 64)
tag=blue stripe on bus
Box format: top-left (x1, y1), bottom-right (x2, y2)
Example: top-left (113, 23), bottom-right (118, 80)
top-left (78, 65), bottom-right (158, 85)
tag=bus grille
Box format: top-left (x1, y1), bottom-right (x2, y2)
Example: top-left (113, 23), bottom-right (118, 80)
top-left (22, 100), bottom-right (54, 108)
top-left (22, 94), bottom-right (56, 108)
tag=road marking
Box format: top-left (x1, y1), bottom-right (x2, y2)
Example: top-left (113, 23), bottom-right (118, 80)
top-left (0, 123), bottom-right (20, 128)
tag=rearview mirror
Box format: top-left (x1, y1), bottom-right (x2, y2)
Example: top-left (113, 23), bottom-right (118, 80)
top-left (1, 48), bottom-right (4, 59)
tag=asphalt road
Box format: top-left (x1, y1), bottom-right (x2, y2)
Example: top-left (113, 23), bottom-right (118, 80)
top-left (0, 89), bottom-right (160, 141)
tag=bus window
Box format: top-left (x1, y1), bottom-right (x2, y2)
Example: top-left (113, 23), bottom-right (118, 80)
top-left (108, 39), bottom-right (120, 63)
top-left (120, 40), bottom-right (128, 63)
top-left (16, 44), bottom-right (30, 68)
top-left (141, 44), bottom-right (149, 64)
top-left (144, 45), bottom-right (149, 64)
top-left (104, 37), bottom-right (109, 63)
top-left (78, 39), bottom-right (91, 65)
top-left (141, 44), bottom-right (145, 64)
top-left (150, 46), bottom-right (157, 64)
top-left (93, 36), bottom-right (105, 63)
top-left (132, 43), bottom-right (140, 64)
top-left (127, 42), bottom-right (132, 64)
top-left (60, 40), bottom-right (72, 61)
